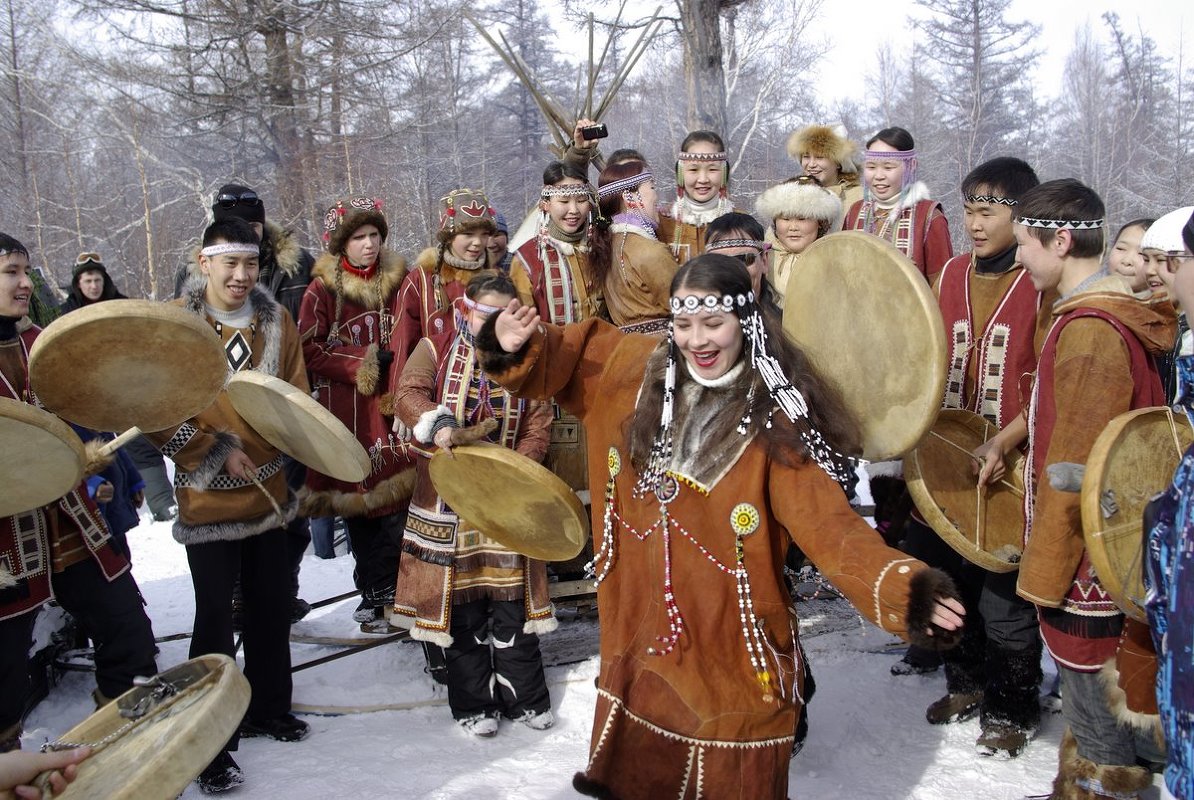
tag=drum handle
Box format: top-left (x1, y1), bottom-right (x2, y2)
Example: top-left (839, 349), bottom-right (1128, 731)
top-left (97, 427), bottom-right (142, 458)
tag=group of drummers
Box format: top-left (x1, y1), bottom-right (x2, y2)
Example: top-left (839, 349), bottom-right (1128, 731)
top-left (1, 115), bottom-right (1192, 800)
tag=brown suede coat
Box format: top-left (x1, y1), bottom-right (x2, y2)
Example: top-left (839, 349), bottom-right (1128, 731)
top-left (487, 318), bottom-right (936, 800)
top-left (1018, 279), bottom-right (1176, 609)
top-left (602, 226), bottom-right (677, 330)
top-left (146, 281), bottom-right (308, 544)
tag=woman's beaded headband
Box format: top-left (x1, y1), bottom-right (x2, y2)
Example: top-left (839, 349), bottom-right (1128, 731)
top-left (597, 170), bottom-right (654, 200)
top-left (542, 184), bottom-right (593, 199)
top-left (863, 148), bottom-right (917, 161)
top-left (678, 151), bottom-right (727, 162)
top-left (669, 292), bottom-right (754, 315)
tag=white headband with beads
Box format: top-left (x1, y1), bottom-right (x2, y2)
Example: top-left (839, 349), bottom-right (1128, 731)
top-left (669, 292), bottom-right (753, 315)
top-left (201, 242), bottom-right (259, 257)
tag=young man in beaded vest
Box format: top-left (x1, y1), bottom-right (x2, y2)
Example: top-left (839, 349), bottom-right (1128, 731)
top-left (1013, 180), bottom-right (1174, 799)
top-left (904, 157), bottom-right (1050, 758)
top-left (148, 218), bottom-right (311, 794)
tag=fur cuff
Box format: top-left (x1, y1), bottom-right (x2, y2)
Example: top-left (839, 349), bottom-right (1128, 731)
top-left (572, 772), bottom-right (618, 799)
top-left (355, 344), bottom-right (380, 396)
top-left (0, 564), bottom-right (14, 590)
top-left (413, 405), bottom-right (453, 444)
top-left (377, 392), bottom-right (397, 417)
top-left (905, 568), bottom-right (963, 651)
top-left (298, 467), bottom-right (416, 518)
top-left (477, 312), bottom-right (532, 375)
top-left (180, 431), bottom-right (242, 492)
top-left (172, 492), bottom-right (297, 545)
top-left (524, 612), bottom-right (559, 637)
top-left (82, 439), bottom-right (115, 479)
top-left (404, 621), bottom-right (454, 649)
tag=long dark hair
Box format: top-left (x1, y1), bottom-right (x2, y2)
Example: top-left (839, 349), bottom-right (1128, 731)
top-left (591, 159), bottom-right (650, 290)
top-left (628, 254), bottom-right (860, 472)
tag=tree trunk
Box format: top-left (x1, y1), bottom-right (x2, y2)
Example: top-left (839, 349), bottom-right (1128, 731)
top-left (257, 1), bottom-right (310, 229)
top-left (678, 0), bottom-right (728, 134)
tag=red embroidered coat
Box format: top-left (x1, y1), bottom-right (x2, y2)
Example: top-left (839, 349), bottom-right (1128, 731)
top-left (1, 320), bottom-right (127, 622)
top-left (936, 252), bottom-right (1048, 428)
top-left (298, 252), bottom-right (416, 518)
top-left (844, 196), bottom-right (953, 283)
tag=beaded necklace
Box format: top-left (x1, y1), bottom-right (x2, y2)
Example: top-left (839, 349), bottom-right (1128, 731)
top-left (588, 449), bottom-right (780, 701)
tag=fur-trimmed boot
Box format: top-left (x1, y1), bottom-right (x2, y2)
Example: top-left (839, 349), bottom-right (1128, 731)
top-left (976, 639), bottom-right (1042, 758)
top-left (927, 612), bottom-right (987, 724)
top-left (1048, 727), bottom-right (1153, 800)
top-left (0, 723), bottom-right (20, 753)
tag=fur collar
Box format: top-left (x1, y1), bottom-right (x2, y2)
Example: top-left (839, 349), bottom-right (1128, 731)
top-left (610, 222), bottom-right (656, 240)
top-left (263, 221), bottom-right (305, 277)
top-left (636, 346), bottom-right (754, 492)
top-left (180, 273), bottom-right (284, 377)
top-left (310, 250), bottom-right (407, 310)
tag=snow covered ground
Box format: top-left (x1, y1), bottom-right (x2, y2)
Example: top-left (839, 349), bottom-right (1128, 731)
top-left (20, 515), bottom-right (1166, 799)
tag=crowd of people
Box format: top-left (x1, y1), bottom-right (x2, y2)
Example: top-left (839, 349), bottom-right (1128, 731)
top-left (0, 115), bottom-right (1192, 800)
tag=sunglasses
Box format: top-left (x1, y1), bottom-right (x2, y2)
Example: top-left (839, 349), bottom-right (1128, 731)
top-left (76, 252), bottom-right (102, 266)
top-left (728, 252), bottom-right (759, 267)
top-left (216, 191), bottom-right (261, 208)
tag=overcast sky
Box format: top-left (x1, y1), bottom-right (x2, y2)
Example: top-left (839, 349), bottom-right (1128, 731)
top-left (808, 0), bottom-right (1189, 107)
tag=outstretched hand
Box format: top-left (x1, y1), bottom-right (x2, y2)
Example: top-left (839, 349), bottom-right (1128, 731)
top-left (0, 746), bottom-right (91, 798)
top-left (493, 299), bottom-right (541, 354)
top-left (927, 595), bottom-right (965, 635)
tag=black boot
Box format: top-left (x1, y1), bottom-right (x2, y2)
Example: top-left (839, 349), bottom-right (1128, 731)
top-left (976, 639), bottom-right (1043, 758)
top-left (196, 751), bottom-right (244, 794)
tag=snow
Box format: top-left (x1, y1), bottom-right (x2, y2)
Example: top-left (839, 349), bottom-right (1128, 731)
top-left (19, 514), bottom-right (1166, 799)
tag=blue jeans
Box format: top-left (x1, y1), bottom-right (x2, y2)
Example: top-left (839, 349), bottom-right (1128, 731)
top-left (1059, 665), bottom-right (1165, 765)
top-left (310, 517), bottom-right (337, 559)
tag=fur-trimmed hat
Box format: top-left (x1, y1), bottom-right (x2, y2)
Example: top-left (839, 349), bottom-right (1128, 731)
top-left (322, 197), bottom-right (388, 256)
top-left (754, 177), bottom-right (843, 233)
top-left (437, 189), bottom-right (497, 240)
top-left (786, 124), bottom-right (861, 176)
top-left (1140, 207), bottom-right (1194, 254)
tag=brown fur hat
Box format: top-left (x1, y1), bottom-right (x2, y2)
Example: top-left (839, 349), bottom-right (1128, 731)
top-left (322, 197), bottom-right (389, 256)
top-left (786, 124), bottom-right (861, 176)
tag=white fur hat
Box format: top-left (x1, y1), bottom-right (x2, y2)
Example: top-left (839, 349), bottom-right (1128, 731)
top-left (754, 178), bottom-right (843, 232)
top-left (1140, 207), bottom-right (1194, 253)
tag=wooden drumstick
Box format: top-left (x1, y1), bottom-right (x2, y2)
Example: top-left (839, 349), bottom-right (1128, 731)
top-left (927, 431), bottom-right (1024, 498)
top-left (97, 427), bottom-right (142, 458)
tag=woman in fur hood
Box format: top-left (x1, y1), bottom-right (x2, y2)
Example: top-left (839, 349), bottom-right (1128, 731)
top-left (298, 196), bottom-right (415, 626)
top-left (843, 126), bottom-right (953, 283)
top-left (754, 176), bottom-right (843, 309)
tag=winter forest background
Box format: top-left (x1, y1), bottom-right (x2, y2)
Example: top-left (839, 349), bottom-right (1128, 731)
top-left (2, 0), bottom-right (1191, 300)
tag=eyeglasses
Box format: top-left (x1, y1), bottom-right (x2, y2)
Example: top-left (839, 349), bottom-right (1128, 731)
top-left (76, 252), bottom-right (102, 266)
top-left (216, 191), bottom-right (261, 208)
top-left (1165, 253), bottom-right (1194, 274)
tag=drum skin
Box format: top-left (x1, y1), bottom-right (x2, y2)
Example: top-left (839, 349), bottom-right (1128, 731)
top-left (0, 397), bottom-right (86, 517)
top-left (906, 409), bottom-right (1026, 573)
top-left (429, 442), bottom-right (589, 561)
top-left (782, 231), bottom-right (946, 461)
top-left (226, 371), bottom-right (370, 484)
top-left (40, 654), bottom-right (250, 800)
top-left (28, 300), bottom-right (226, 433)
top-left (1082, 406), bottom-right (1193, 623)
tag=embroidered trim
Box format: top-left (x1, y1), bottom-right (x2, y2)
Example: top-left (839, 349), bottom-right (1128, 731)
top-left (863, 148), bottom-right (917, 161)
top-left (175, 454), bottom-right (284, 490)
top-left (677, 150), bottom-right (726, 162)
top-left (965, 194), bottom-right (1017, 206)
top-left (541, 183), bottom-right (592, 199)
top-left (594, 689), bottom-right (795, 749)
top-left (872, 558), bottom-right (918, 629)
top-left (1018, 216), bottom-right (1104, 230)
top-left (159, 423), bottom-right (199, 458)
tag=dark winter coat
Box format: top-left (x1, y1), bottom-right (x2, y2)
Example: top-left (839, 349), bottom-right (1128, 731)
top-left (73, 426), bottom-right (145, 553)
top-left (59, 268), bottom-right (126, 314)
